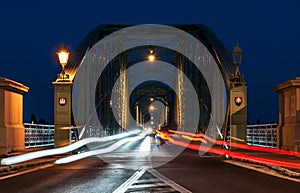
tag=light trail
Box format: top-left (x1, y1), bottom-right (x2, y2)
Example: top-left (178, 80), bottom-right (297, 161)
top-left (156, 130), bottom-right (171, 141)
top-left (162, 131), bottom-right (300, 169)
top-left (181, 135), bottom-right (207, 143)
top-left (167, 130), bottom-right (300, 157)
top-left (1, 130), bottom-right (141, 165)
top-left (78, 126), bottom-right (86, 140)
top-left (55, 133), bottom-right (147, 164)
top-left (137, 136), bottom-right (151, 156)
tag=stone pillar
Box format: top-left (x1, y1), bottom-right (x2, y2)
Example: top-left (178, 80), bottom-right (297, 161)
top-left (230, 79), bottom-right (247, 144)
top-left (274, 77), bottom-right (300, 151)
top-left (0, 77), bottom-right (29, 154)
top-left (53, 80), bottom-right (73, 148)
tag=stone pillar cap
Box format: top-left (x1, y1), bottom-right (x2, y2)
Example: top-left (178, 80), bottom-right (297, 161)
top-left (0, 77), bottom-right (29, 94)
top-left (273, 77), bottom-right (300, 92)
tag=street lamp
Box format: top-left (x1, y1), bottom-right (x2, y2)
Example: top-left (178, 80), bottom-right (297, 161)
top-left (57, 48), bottom-right (70, 80)
top-left (232, 43), bottom-right (243, 77)
top-left (228, 42), bottom-right (247, 150)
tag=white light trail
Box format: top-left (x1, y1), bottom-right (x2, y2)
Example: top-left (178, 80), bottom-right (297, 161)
top-left (137, 136), bottom-right (151, 156)
top-left (78, 126), bottom-right (86, 140)
top-left (55, 133), bottom-right (147, 164)
top-left (1, 130), bottom-right (141, 165)
top-left (224, 143), bottom-right (229, 150)
top-left (216, 125), bottom-right (223, 139)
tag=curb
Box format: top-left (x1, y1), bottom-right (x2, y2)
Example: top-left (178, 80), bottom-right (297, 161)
top-left (0, 153), bottom-right (22, 159)
top-left (0, 166), bottom-right (10, 172)
top-left (0, 158), bottom-right (56, 175)
top-left (267, 165), bottom-right (300, 179)
top-left (231, 157), bottom-right (300, 179)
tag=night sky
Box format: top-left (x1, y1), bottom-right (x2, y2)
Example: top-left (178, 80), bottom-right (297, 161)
top-left (1, 0), bottom-right (299, 124)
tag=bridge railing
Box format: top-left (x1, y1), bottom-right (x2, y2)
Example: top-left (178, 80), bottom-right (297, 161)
top-left (24, 123), bottom-right (54, 148)
top-left (23, 123), bottom-right (278, 148)
top-left (246, 123), bottom-right (277, 148)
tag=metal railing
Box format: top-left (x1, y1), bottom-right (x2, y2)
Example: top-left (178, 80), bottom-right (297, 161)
top-left (24, 123), bottom-right (54, 148)
top-left (23, 122), bottom-right (278, 149)
top-left (246, 123), bottom-right (277, 148)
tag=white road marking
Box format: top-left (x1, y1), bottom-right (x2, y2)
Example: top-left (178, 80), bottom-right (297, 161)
top-left (113, 169), bottom-right (146, 193)
top-left (148, 169), bottom-right (192, 193)
top-left (113, 168), bottom-right (192, 193)
top-left (129, 182), bottom-right (167, 189)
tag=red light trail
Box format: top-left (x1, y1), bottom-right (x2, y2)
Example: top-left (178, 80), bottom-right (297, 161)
top-left (159, 130), bottom-right (300, 169)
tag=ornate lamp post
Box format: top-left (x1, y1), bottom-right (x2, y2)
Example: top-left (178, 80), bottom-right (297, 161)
top-left (232, 43), bottom-right (243, 78)
top-left (53, 46), bottom-right (72, 147)
top-left (228, 42), bottom-right (247, 146)
top-left (56, 48), bottom-right (70, 81)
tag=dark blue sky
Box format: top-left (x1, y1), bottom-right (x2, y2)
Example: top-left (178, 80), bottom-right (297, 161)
top-left (1, 0), bottom-right (299, 124)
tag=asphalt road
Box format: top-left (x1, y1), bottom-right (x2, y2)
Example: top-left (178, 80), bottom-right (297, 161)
top-left (0, 136), bottom-right (299, 193)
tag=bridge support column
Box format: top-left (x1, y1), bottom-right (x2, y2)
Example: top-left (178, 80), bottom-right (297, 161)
top-left (274, 77), bottom-right (300, 152)
top-left (0, 77), bottom-right (29, 154)
top-left (53, 80), bottom-right (72, 148)
top-left (230, 79), bottom-right (247, 144)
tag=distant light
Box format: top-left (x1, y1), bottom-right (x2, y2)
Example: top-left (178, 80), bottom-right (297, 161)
top-left (148, 49), bottom-right (155, 62)
top-left (149, 105), bottom-right (155, 111)
top-left (148, 54), bottom-right (155, 62)
top-left (150, 97), bottom-right (154, 102)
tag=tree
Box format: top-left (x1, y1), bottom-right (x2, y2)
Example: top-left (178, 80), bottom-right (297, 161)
top-left (256, 118), bottom-right (261, 124)
top-left (37, 119), bottom-right (48, 125)
top-left (30, 113), bottom-right (37, 124)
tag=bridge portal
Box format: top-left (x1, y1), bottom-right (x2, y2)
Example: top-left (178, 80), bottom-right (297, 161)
top-left (53, 24), bottom-right (247, 147)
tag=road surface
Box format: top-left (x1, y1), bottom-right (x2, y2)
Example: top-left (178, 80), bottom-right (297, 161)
top-left (0, 136), bottom-right (299, 193)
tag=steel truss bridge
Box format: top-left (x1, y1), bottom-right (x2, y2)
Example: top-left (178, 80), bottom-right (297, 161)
top-left (65, 24), bottom-right (237, 139)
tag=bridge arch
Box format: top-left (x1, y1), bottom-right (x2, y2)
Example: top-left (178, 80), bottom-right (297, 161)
top-left (67, 24), bottom-right (235, 88)
top-left (73, 25), bottom-right (225, 134)
top-left (61, 24), bottom-right (238, 142)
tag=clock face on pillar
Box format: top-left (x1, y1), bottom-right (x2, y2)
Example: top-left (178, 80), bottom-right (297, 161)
top-left (235, 97), bottom-right (242, 106)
